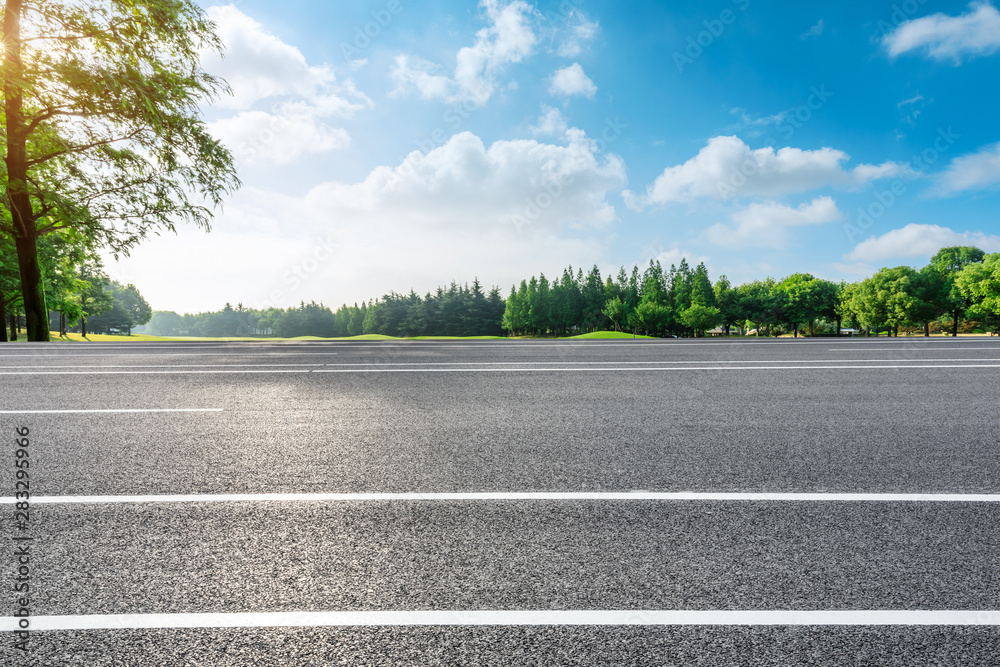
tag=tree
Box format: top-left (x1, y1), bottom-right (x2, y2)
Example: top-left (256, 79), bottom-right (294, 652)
top-left (87, 281), bottom-right (151, 334)
top-left (680, 304), bottom-right (722, 337)
top-left (602, 296), bottom-right (626, 332)
top-left (146, 311), bottom-right (184, 336)
top-left (955, 253), bottom-right (1000, 334)
top-left (2, 0), bottom-right (239, 340)
top-left (928, 246), bottom-right (986, 337)
top-left (75, 265), bottom-right (114, 336)
top-left (713, 275), bottom-right (740, 335)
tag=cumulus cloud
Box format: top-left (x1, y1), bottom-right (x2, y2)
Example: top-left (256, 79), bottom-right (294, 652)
top-left (932, 141), bottom-right (1000, 195)
top-left (846, 223), bottom-right (1000, 262)
top-left (531, 105), bottom-right (568, 136)
top-left (110, 128), bottom-right (626, 311)
top-left (203, 5), bottom-right (370, 165)
top-left (626, 136), bottom-right (906, 207)
top-left (311, 130), bottom-right (625, 232)
top-left (556, 11), bottom-right (599, 57)
top-left (883, 1), bottom-right (1000, 63)
top-left (704, 197), bottom-right (842, 249)
top-left (391, 0), bottom-right (537, 105)
top-left (209, 109), bottom-right (351, 165)
top-left (549, 63), bottom-right (597, 98)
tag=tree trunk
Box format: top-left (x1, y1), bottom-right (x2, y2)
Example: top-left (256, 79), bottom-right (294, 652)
top-left (924, 322), bottom-right (930, 337)
top-left (793, 324), bottom-right (798, 338)
top-left (0, 297), bottom-right (7, 342)
top-left (81, 316), bottom-right (87, 337)
top-left (9, 313), bottom-right (17, 341)
top-left (952, 309), bottom-right (960, 337)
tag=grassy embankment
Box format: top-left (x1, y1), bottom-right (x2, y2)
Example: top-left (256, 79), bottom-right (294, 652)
top-left (17, 331), bottom-right (655, 342)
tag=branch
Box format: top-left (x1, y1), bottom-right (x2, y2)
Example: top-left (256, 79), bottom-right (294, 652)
top-left (26, 127), bottom-right (144, 166)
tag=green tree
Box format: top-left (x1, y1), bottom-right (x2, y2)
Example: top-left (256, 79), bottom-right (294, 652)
top-left (928, 246), bottom-right (986, 337)
top-left (2, 0), bottom-right (239, 340)
top-left (75, 265), bottom-right (114, 336)
top-left (146, 311), bottom-right (184, 336)
top-left (680, 303), bottom-right (722, 337)
top-left (602, 296), bottom-right (626, 332)
top-left (955, 253), bottom-right (1000, 334)
top-left (87, 281), bottom-right (151, 335)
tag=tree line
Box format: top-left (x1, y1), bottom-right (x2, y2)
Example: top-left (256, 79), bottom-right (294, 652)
top-left (144, 281), bottom-right (507, 338)
top-left (501, 246), bottom-right (998, 338)
top-left (1, 232), bottom-right (151, 341)
top-left (139, 245), bottom-right (999, 341)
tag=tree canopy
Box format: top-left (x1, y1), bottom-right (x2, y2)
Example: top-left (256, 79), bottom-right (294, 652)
top-left (2, 0), bottom-right (239, 339)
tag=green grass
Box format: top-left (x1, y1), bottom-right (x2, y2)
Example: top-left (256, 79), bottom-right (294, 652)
top-left (8, 330), bottom-right (659, 343)
top-left (564, 331), bottom-right (654, 339)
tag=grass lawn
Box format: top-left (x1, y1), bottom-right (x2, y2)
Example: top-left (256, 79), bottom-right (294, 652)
top-left (564, 331), bottom-right (655, 339)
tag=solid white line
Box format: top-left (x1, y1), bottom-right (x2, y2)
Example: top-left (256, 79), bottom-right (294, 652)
top-left (5, 491), bottom-right (999, 505)
top-left (0, 364), bottom-right (325, 369)
top-left (2, 609), bottom-right (998, 631)
top-left (2, 363), bottom-right (999, 376)
top-left (2, 359), bottom-right (998, 371)
top-left (0, 370), bottom-right (313, 375)
top-left (831, 347), bottom-right (999, 351)
top-left (0, 353), bottom-right (341, 357)
top-left (0, 409), bottom-right (223, 414)
top-left (311, 364), bottom-right (1000, 373)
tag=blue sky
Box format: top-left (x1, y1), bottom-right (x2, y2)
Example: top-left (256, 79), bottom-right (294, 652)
top-left (108, 0), bottom-right (1000, 312)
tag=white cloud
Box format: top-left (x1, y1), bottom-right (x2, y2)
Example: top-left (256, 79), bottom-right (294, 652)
top-left (311, 130), bottom-right (624, 232)
top-left (801, 20), bottom-right (825, 39)
top-left (391, 0), bottom-right (537, 105)
top-left (204, 5), bottom-right (367, 112)
top-left (627, 136), bottom-right (906, 206)
top-left (846, 223), bottom-right (1000, 262)
top-left (109, 128), bottom-right (626, 311)
top-left (883, 1), bottom-right (1000, 63)
top-left (531, 105), bottom-right (568, 136)
top-left (209, 109), bottom-right (351, 165)
top-left (202, 5), bottom-right (370, 165)
top-left (549, 62), bottom-right (597, 98)
top-left (654, 247), bottom-right (711, 270)
top-left (705, 197), bottom-right (842, 249)
top-left (557, 11), bottom-right (599, 57)
top-left (932, 141), bottom-right (1000, 195)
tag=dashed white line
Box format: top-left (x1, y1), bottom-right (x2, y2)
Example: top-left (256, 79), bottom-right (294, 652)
top-left (1, 609), bottom-right (997, 631)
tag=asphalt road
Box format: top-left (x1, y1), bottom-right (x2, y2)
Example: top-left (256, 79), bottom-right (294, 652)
top-left (2, 337), bottom-right (1000, 665)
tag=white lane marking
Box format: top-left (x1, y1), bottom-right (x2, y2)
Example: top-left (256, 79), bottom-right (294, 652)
top-left (6, 492), bottom-right (1000, 505)
top-left (2, 364), bottom-right (1000, 376)
top-left (830, 347), bottom-right (999, 351)
top-left (1, 359), bottom-right (998, 371)
top-left (2, 610), bottom-right (998, 631)
top-left (318, 358), bottom-right (1000, 365)
top-left (0, 370), bottom-right (313, 375)
top-left (0, 409), bottom-right (223, 415)
top-left (0, 364), bottom-right (325, 369)
top-left (311, 364), bottom-right (1000, 373)
top-left (0, 353), bottom-right (341, 357)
